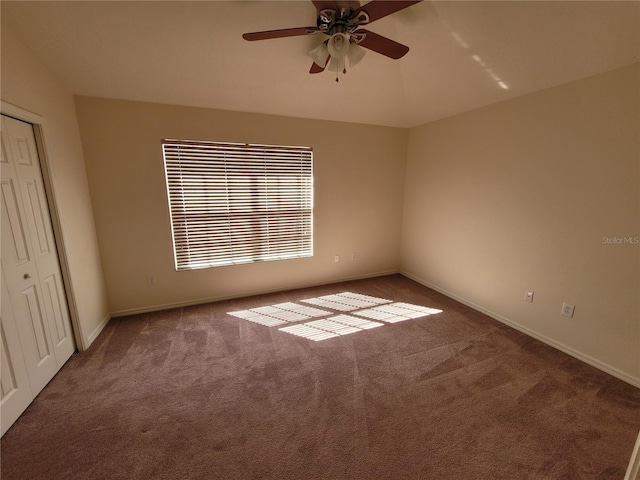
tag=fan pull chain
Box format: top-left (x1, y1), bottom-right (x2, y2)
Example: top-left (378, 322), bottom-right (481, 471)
top-left (335, 59), bottom-right (347, 82)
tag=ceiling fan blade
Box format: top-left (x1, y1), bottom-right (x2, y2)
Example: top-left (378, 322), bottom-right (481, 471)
top-left (355, 29), bottom-right (409, 59)
top-left (353, 0), bottom-right (422, 24)
top-left (310, 62), bottom-right (326, 74)
top-left (310, 53), bottom-right (331, 73)
top-left (336, 1), bottom-right (361, 9)
top-left (312, 0), bottom-right (338, 11)
top-left (243, 26), bottom-right (319, 41)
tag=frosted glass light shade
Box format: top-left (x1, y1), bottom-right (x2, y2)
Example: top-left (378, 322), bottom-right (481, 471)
top-left (346, 43), bottom-right (366, 67)
top-left (309, 42), bottom-right (329, 67)
top-left (327, 33), bottom-right (350, 59)
top-left (328, 57), bottom-right (343, 72)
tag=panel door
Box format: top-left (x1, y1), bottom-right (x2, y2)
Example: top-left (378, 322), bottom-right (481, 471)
top-left (1, 265), bottom-right (33, 436)
top-left (0, 114), bottom-right (75, 433)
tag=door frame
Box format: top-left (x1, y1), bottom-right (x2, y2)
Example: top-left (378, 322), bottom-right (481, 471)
top-left (1, 101), bottom-right (85, 350)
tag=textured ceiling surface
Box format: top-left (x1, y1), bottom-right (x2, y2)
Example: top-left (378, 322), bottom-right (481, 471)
top-left (2, 1), bottom-right (639, 128)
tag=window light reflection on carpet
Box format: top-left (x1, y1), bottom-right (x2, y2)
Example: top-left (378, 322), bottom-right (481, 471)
top-left (227, 292), bottom-right (442, 341)
top-left (280, 315), bottom-right (384, 341)
top-left (354, 303), bottom-right (443, 324)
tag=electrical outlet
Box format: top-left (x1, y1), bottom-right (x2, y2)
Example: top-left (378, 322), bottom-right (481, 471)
top-left (334, 255), bottom-right (340, 263)
top-left (524, 291), bottom-right (534, 303)
top-left (561, 303), bottom-right (575, 318)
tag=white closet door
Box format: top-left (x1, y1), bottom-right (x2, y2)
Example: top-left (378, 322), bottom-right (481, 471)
top-left (1, 114), bottom-right (75, 435)
top-left (1, 265), bottom-right (33, 436)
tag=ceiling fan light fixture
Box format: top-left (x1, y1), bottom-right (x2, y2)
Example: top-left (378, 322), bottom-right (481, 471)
top-left (309, 41), bottom-right (329, 67)
top-left (327, 32), bottom-right (350, 59)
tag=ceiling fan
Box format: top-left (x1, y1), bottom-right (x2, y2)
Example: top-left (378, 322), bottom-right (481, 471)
top-left (242, 0), bottom-right (423, 81)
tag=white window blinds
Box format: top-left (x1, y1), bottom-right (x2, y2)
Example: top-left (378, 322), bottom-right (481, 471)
top-left (162, 140), bottom-right (313, 271)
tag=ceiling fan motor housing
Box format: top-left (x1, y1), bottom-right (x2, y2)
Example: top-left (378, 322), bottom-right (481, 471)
top-left (317, 8), bottom-right (369, 38)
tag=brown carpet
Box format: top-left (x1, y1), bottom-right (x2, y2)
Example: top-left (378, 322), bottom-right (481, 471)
top-left (2, 274), bottom-right (639, 479)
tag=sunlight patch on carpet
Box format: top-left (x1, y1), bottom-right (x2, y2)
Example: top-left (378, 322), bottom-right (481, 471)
top-left (277, 323), bottom-right (339, 341)
top-left (354, 303), bottom-right (443, 323)
top-left (227, 292), bottom-right (441, 340)
top-left (280, 315), bottom-right (384, 341)
top-left (227, 302), bottom-right (332, 326)
top-left (301, 292), bottom-right (391, 311)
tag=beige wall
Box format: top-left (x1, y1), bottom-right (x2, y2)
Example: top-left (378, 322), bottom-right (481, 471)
top-left (401, 63), bottom-right (640, 384)
top-left (73, 97), bottom-right (407, 315)
top-left (1, 29), bottom-right (110, 348)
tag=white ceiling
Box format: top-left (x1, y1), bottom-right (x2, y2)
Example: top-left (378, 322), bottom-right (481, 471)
top-left (2, 0), bottom-right (639, 128)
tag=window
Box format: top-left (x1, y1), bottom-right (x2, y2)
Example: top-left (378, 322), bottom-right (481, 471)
top-left (162, 139), bottom-right (313, 271)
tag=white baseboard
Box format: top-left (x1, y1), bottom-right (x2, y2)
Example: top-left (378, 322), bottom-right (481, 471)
top-left (400, 271), bottom-right (640, 389)
top-left (110, 269), bottom-right (399, 318)
top-left (83, 314), bottom-right (111, 350)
